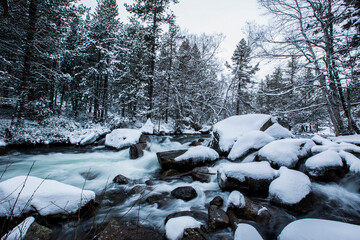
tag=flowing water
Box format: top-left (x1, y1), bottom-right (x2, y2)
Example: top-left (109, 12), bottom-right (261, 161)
top-left (1, 135), bottom-right (360, 239)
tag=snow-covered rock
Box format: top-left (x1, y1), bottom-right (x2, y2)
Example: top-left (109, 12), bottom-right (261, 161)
top-left (311, 142), bottom-right (360, 154)
top-left (182, 129), bottom-right (201, 135)
top-left (105, 129), bottom-right (142, 150)
top-left (228, 131), bottom-right (274, 161)
top-left (1, 216), bottom-right (34, 240)
top-left (258, 139), bottom-right (315, 168)
top-left (265, 123), bottom-right (293, 139)
top-left (278, 218), bottom-right (360, 240)
top-left (312, 135), bottom-right (337, 146)
top-left (269, 167), bottom-right (311, 206)
top-left (217, 161), bottom-right (278, 196)
top-left (330, 135), bottom-right (360, 145)
top-left (0, 176), bottom-right (95, 217)
top-left (305, 150), bottom-right (344, 179)
top-left (226, 190), bottom-right (246, 210)
top-left (339, 150), bottom-right (360, 173)
top-left (140, 118), bottom-right (154, 134)
top-left (165, 216), bottom-right (202, 240)
top-left (234, 223), bottom-right (263, 240)
top-left (211, 114), bottom-right (276, 154)
top-left (175, 146), bottom-right (219, 162)
top-left (79, 132), bottom-right (99, 146)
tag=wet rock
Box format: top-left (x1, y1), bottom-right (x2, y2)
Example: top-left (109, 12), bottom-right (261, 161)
top-left (113, 174), bottom-right (130, 185)
top-left (157, 150), bottom-right (188, 171)
top-left (0, 146), bottom-right (7, 155)
top-left (24, 221), bottom-right (53, 240)
top-left (160, 169), bottom-right (181, 180)
top-left (97, 221), bottom-right (164, 240)
top-left (139, 134), bottom-right (149, 143)
top-left (145, 180), bottom-right (154, 186)
top-left (210, 196), bottom-right (224, 207)
top-left (80, 171), bottom-right (100, 181)
top-left (171, 186), bottom-right (198, 201)
top-left (181, 227), bottom-right (209, 240)
top-left (146, 193), bottom-right (171, 208)
top-left (130, 185), bottom-right (145, 195)
top-left (208, 205), bottom-right (229, 231)
top-left (129, 143), bottom-right (148, 159)
top-left (191, 167), bottom-right (211, 183)
top-left (189, 140), bottom-right (203, 147)
top-left (165, 211), bottom-right (208, 224)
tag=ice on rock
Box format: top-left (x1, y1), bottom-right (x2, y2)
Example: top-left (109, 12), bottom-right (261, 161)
top-left (258, 139), bottom-right (315, 168)
top-left (212, 114), bottom-right (276, 153)
top-left (228, 131), bottom-right (274, 161)
top-left (0, 176), bottom-right (95, 217)
top-left (226, 190), bottom-right (245, 210)
top-left (165, 216), bottom-right (202, 240)
top-left (305, 150), bottom-right (343, 176)
top-left (234, 223), bottom-right (263, 240)
top-left (140, 118), bottom-right (154, 134)
top-left (1, 216), bottom-right (35, 240)
top-left (278, 218), bottom-right (360, 240)
top-left (265, 123), bottom-right (293, 139)
top-left (339, 151), bottom-right (360, 173)
top-left (269, 167), bottom-right (311, 205)
top-left (105, 128), bottom-right (142, 149)
top-left (175, 146), bottom-right (219, 162)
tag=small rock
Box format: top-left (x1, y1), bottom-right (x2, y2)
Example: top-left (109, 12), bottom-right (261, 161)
top-left (80, 171), bottom-right (100, 181)
top-left (24, 221), bottom-right (53, 240)
top-left (146, 193), bottom-right (171, 208)
top-left (210, 196), bottom-right (224, 207)
top-left (191, 167), bottom-right (211, 183)
top-left (181, 227), bottom-right (209, 240)
top-left (171, 186), bottom-right (197, 201)
top-left (160, 169), bottom-right (180, 180)
top-left (145, 180), bottom-right (154, 186)
top-left (208, 205), bottom-right (229, 231)
top-left (113, 174), bottom-right (130, 185)
top-left (189, 141), bottom-right (203, 147)
top-left (130, 185), bottom-right (145, 195)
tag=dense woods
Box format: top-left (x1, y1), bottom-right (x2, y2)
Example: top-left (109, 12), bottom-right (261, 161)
top-left (0, 0), bottom-right (359, 135)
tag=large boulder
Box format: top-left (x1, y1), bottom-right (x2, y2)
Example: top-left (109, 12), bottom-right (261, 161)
top-left (264, 123), bottom-right (293, 140)
top-left (258, 138), bottom-right (315, 169)
top-left (105, 129), bottom-right (143, 150)
top-left (211, 114), bottom-right (276, 155)
top-left (165, 216), bottom-right (204, 240)
top-left (157, 146), bottom-right (219, 172)
top-left (217, 161), bottom-right (278, 197)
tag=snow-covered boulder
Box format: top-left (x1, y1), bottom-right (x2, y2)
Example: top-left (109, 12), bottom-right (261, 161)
top-left (234, 223), bottom-right (264, 240)
top-left (217, 161), bottom-right (278, 197)
top-left (0, 176), bottom-right (95, 217)
top-left (312, 135), bottom-right (337, 146)
top-left (339, 151), bottom-right (360, 174)
top-left (258, 139), bottom-right (315, 168)
top-left (269, 167), bottom-right (312, 211)
top-left (140, 118), bottom-right (154, 134)
top-left (305, 150), bottom-right (345, 181)
top-left (311, 142), bottom-right (360, 154)
top-left (330, 135), bottom-right (360, 145)
top-left (1, 216), bottom-right (35, 240)
top-left (211, 114), bottom-right (276, 155)
top-left (157, 146), bottom-right (219, 171)
top-left (105, 129), bottom-right (143, 150)
top-left (228, 131), bottom-right (274, 161)
top-left (165, 216), bottom-right (203, 240)
top-left (265, 123), bottom-right (293, 139)
top-left (79, 132), bottom-right (100, 146)
top-left (278, 218), bottom-right (360, 240)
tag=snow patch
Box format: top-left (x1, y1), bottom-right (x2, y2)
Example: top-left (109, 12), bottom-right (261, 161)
top-left (165, 216), bottom-right (202, 240)
top-left (339, 151), bottom-right (360, 173)
top-left (305, 150), bottom-right (343, 175)
top-left (105, 129), bottom-right (142, 149)
top-left (226, 190), bottom-right (245, 210)
top-left (278, 218), bottom-right (360, 240)
top-left (1, 216), bottom-right (35, 240)
top-left (175, 146), bottom-right (219, 162)
top-left (0, 176), bottom-right (95, 217)
top-left (265, 123), bottom-right (293, 139)
top-left (234, 223), bottom-right (263, 240)
top-left (140, 119), bottom-right (154, 134)
top-left (228, 131), bottom-right (274, 160)
top-left (269, 167), bottom-right (311, 205)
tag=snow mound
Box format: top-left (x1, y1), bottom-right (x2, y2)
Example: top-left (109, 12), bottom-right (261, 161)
top-left (258, 139), bottom-right (315, 168)
top-left (269, 167), bottom-right (311, 205)
top-left (234, 223), bottom-right (263, 240)
top-left (226, 190), bottom-right (245, 210)
top-left (165, 216), bottom-right (202, 240)
top-left (305, 150), bottom-right (343, 176)
top-left (265, 123), bottom-right (293, 139)
top-left (312, 142), bottom-right (360, 154)
top-left (175, 146), bottom-right (219, 162)
top-left (0, 176), bottom-right (95, 217)
top-left (105, 129), bottom-right (142, 149)
top-left (312, 135), bottom-right (337, 146)
top-left (1, 216), bottom-right (34, 240)
top-left (339, 151), bottom-right (360, 173)
top-left (228, 131), bottom-right (274, 161)
top-left (140, 119), bottom-right (154, 134)
top-left (278, 218), bottom-right (360, 240)
top-left (330, 135), bottom-right (360, 145)
top-left (212, 114), bottom-right (276, 153)
top-left (219, 161), bottom-right (278, 183)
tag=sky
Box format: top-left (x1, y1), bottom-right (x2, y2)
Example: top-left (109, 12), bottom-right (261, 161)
top-left (81, 0), bottom-right (269, 77)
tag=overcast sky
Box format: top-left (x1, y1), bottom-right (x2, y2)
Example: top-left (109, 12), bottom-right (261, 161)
top-left (81, 0), bottom-right (269, 77)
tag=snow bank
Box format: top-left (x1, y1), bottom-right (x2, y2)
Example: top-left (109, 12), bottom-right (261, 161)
top-left (339, 151), bottom-right (360, 173)
top-left (165, 216), bottom-right (202, 240)
top-left (228, 131), bottom-right (274, 160)
top-left (265, 123), bottom-right (293, 139)
top-left (226, 190), bottom-right (245, 210)
top-left (258, 139), bottom-right (315, 168)
top-left (1, 216), bottom-right (34, 240)
top-left (330, 135), bottom-right (360, 145)
top-left (234, 223), bottom-right (263, 240)
top-left (175, 146), bottom-right (219, 162)
top-left (269, 167), bottom-right (311, 205)
top-left (182, 129), bottom-right (201, 135)
top-left (212, 114), bottom-right (276, 153)
top-left (105, 129), bottom-right (142, 149)
top-left (312, 142), bottom-right (360, 154)
top-left (305, 150), bottom-right (343, 176)
top-left (278, 218), bottom-right (360, 240)
top-left (0, 176), bottom-right (95, 217)
top-left (140, 119), bottom-right (154, 134)
top-left (219, 161), bottom-right (278, 183)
